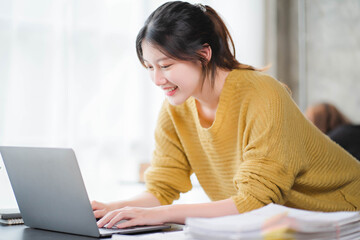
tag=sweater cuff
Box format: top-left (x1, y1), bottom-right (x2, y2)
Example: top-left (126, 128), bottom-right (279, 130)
top-left (145, 190), bottom-right (172, 206)
top-left (231, 193), bottom-right (267, 214)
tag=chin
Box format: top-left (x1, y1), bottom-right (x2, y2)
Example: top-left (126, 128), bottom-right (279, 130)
top-left (167, 97), bottom-right (186, 106)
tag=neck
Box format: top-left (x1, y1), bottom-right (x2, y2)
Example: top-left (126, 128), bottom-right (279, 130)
top-left (195, 68), bottom-right (230, 111)
top-left (194, 69), bottom-right (230, 128)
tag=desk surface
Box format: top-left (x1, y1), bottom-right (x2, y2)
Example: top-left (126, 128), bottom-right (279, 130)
top-left (0, 224), bottom-right (106, 240)
top-left (0, 224), bottom-right (185, 240)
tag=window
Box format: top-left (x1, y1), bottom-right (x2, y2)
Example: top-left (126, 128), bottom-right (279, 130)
top-left (0, 0), bottom-right (265, 187)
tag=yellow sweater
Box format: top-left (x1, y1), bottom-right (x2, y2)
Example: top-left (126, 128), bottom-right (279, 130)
top-left (145, 69), bottom-right (360, 213)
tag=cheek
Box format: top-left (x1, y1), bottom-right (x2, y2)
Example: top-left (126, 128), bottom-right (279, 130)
top-left (174, 65), bottom-right (201, 84)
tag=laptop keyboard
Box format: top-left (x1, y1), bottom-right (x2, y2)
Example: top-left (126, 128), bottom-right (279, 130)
top-left (101, 225), bottom-right (142, 230)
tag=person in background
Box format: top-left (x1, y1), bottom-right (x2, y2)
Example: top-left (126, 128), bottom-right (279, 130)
top-left (92, 1), bottom-right (360, 229)
top-left (306, 103), bottom-right (360, 160)
top-left (305, 103), bottom-right (351, 134)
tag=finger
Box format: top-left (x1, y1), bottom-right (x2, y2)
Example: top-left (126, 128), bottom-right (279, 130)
top-left (116, 219), bottom-right (138, 229)
top-left (97, 211), bottom-right (119, 228)
top-left (93, 209), bottom-right (105, 219)
top-left (91, 200), bottom-right (102, 210)
top-left (106, 212), bottom-right (129, 229)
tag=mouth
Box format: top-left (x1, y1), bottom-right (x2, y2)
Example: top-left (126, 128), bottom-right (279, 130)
top-left (164, 86), bottom-right (178, 96)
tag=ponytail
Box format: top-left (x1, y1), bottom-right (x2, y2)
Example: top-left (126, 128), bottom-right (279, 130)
top-left (203, 5), bottom-right (257, 86)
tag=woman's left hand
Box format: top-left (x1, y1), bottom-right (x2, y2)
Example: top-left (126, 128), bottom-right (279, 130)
top-left (96, 206), bottom-right (167, 229)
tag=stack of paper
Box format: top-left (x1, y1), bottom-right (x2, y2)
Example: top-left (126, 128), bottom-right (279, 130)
top-left (0, 208), bottom-right (24, 226)
top-left (185, 204), bottom-right (360, 240)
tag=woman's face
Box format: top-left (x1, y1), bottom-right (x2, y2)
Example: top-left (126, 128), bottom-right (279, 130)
top-left (141, 41), bottom-right (203, 106)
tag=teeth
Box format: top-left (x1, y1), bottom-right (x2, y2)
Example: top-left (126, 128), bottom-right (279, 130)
top-left (165, 87), bottom-right (177, 92)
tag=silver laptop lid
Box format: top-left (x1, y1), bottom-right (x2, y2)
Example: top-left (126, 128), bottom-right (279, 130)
top-left (0, 146), bottom-right (100, 237)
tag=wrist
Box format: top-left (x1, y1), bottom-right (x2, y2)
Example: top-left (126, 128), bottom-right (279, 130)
top-left (158, 204), bottom-right (174, 223)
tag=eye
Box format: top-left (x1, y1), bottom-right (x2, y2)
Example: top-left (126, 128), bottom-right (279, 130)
top-left (146, 65), bottom-right (154, 70)
top-left (160, 65), bottom-right (172, 69)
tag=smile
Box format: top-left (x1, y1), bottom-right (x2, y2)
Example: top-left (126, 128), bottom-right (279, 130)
top-left (165, 86), bottom-right (178, 96)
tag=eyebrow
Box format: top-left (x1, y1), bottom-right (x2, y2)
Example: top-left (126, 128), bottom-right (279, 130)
top-left (143, 57), bottom-right (171, 63)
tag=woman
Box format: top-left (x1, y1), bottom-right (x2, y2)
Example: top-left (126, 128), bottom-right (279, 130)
top-left (94, 1), bottom-right (360, 229)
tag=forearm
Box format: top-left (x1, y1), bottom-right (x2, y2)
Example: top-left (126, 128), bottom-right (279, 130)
top-left (162, 198), bottom-right (239, 224)
top-left (96, 197), bottom-right (239, 228)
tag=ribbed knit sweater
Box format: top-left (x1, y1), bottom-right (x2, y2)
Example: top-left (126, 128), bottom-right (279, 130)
top-left (145, 69), bottom-right (360, 213)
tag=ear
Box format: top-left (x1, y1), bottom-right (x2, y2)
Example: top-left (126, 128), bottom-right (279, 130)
top-left (198, 44), bottom-right (212, 63)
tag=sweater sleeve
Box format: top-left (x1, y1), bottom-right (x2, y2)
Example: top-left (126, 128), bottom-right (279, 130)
top-left (144, 101), bottom-right (193, 205)
top-left (232, 76), bottom-right (304, 213)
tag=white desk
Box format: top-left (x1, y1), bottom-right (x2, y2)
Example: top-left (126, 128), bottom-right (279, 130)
top-left (0, 224), bottom-right (188, 240)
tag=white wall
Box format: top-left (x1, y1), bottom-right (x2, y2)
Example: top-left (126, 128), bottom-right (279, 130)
top-left (210, 0), bottom-right (266, 68)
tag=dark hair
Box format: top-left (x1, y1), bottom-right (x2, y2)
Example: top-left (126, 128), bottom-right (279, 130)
top-left (305, 103), bottom-right (351, 134)
top-left (136, 1), bottom-right (256, 88)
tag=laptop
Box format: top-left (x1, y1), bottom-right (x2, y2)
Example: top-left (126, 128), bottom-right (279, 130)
top-left (0, 146), bottom-right (170, 237)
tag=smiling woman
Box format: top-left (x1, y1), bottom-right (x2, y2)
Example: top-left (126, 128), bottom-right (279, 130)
top-left (91, 0), bottom-right (360, 231)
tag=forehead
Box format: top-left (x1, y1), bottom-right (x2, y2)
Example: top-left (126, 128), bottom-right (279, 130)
top-left (141, 41), bottom-right (171, 63)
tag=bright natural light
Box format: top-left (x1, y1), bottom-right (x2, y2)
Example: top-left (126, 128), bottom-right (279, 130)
top-left (0, 0), bottom-right (266, 207)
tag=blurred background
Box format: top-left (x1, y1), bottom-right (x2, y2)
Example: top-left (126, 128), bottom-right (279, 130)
top-left (0, 0), bottom-right (359, 207)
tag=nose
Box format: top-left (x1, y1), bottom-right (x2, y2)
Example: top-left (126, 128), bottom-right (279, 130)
top-left (152, 68), bottom-right (167, 86)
